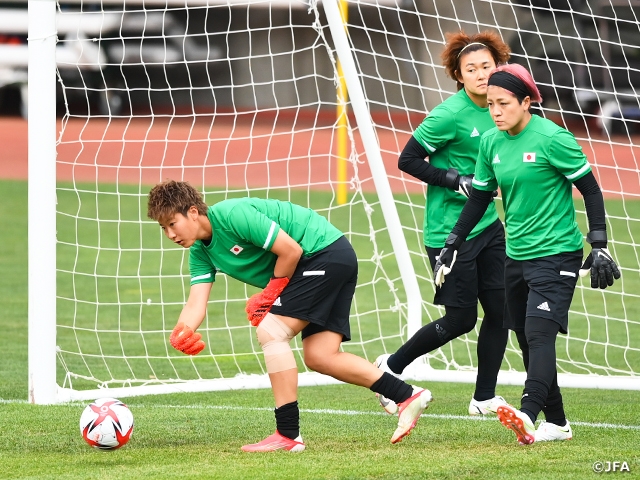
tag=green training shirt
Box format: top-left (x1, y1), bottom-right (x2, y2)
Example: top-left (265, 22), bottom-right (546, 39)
top-left (188, 198), bottom-right (344, 288)
top-left (412, 89), bottom-right (499, 248)
top-left (472, 114), bottom-right (591, 260)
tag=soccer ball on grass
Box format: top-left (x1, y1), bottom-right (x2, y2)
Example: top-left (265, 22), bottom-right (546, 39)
top-left (79, 397), bottom-right (134, 449)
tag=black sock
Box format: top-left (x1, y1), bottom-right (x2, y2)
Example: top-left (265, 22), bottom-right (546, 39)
top-left (541, 373), bottom-right (566, 427)
top-left (520, 408), bottom-right (537, 424)
top-left (387, 306), bottom-right (477, 375)
top-left (275, 401), bottom-right (300, 440)
top-left (370, 372), bottom-right (414, 404)
top-left (473, 289), bottom-right (508, 401)
top-left (519, 317), bottom-right (562, 423)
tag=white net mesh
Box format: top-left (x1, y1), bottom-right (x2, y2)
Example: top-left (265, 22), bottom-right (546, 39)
top-left (53, 0), bottom-right (640, 396)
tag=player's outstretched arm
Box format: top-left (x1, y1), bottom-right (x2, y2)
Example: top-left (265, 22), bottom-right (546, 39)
top-left (245, 230), bottom-right (302, 326)
top-left (170, 282), bottom-right (213, 355)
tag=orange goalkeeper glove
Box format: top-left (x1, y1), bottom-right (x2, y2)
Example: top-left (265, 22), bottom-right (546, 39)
top-left (169, 322), bottom-right (206, 355)
top-left (245, 277), bottom-right (290, 326)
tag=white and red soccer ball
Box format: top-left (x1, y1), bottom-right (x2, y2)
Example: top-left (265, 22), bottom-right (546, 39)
top-left (79, 397), bottom-right (134, 450)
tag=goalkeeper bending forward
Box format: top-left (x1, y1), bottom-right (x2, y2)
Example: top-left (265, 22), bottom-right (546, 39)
top-left (147, 180), bottom-right (432, 452)
top-left (434, 64), bottom-right (620, 445)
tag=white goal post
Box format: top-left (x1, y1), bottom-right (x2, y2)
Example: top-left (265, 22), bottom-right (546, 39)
top-left (28, 0), bottom-right (640, 404)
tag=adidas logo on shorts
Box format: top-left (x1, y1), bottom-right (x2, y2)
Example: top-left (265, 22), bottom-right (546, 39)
top-left (273, 297), bottom-right (282, 307)
top-left (537, 301), bottom-right (551, 312)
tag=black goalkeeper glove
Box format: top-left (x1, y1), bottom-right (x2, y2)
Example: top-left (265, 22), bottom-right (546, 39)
top-left (444, 168), bottom-right (473, 198)
top-left (578, 231), bottom-right (621, 289)
top-left (445, 168), bottom-right (497, 199)
top-left (433, 233), bottom-right (463, 287)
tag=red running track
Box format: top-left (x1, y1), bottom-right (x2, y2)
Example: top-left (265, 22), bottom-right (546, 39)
top-left (1, 116), bottom-right (638, 199)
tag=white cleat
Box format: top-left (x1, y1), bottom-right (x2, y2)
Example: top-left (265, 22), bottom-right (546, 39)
top-left (391, 386), bottom-right (432, 444)
top-left (535, 420), bottom-right (573, 442)
top-left (374, 354), bottom-right (399, 415)
top-left (377, 394), bottom-right (398, 415)
top-left (374, 354), bottom-right (396, 375)
top-left (468, 395), bottom-right (509, 415)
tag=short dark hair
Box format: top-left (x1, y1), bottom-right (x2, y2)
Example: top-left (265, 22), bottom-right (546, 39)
top-left (147, 180), bottom-right (208, 222)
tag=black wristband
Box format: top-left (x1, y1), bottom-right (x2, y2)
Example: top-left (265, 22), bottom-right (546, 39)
top-left (444, 233), bottom-right (464, 249)
top-left (444, 168), bottom-right (460, 190)
top-left (586, 230), bottom-right (607, 245)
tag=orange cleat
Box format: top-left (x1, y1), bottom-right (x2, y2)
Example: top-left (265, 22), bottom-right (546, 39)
top-left (496, 405), bottom-right (536, 445)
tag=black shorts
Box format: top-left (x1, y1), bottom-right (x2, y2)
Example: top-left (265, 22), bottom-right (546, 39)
top-left (269, 235), bottom-right (357, 342)
top-left (426, 219), bottom-right (505, 308)
top-left (504, 249), bottom-right (583, 334)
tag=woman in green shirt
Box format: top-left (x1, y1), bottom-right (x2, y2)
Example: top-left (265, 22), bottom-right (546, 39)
top-left (147, 180), bottom-right (432, 452)
top-left (375, 30), bottom-right (512, 417)
top-left (434, 63), bottom-right (620, 444)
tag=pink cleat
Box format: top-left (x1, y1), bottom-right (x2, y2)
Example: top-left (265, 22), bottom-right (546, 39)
top-left (241, 431), bottom-right (306, 452)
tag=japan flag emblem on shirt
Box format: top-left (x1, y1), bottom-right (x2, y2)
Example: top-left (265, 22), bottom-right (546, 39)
top-left (523, 152), bottom-right (536, 163)
top-left (231, 245), bottom-right (243, 255)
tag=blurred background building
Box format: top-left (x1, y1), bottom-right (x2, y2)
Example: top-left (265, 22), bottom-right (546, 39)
top-left (0, 0), bottom-right (638, 132)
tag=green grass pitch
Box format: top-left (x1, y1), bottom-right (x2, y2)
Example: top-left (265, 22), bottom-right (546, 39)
top-left (1, 179), bottom-right (639, 479)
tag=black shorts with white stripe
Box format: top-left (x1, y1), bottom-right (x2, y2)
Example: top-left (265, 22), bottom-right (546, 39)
top-left (504, 249), bottom-right (583, 334)
top-left (269, 235), bottom-right (357, 342)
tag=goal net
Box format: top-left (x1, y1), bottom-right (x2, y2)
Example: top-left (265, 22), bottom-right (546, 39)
top-left (28, 0), bottom-right (640, 403)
